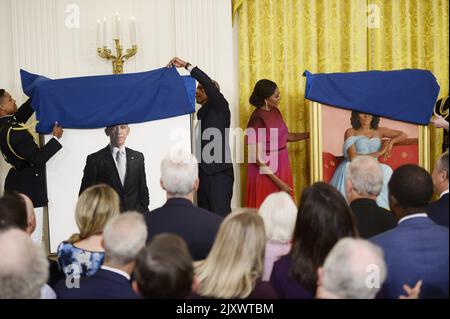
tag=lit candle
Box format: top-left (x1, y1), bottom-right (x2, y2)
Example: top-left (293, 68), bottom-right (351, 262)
top-left (97, 19), bottom-right (101, 48)
top-left (103, 18), bottom-right (107, 46)
top-left (130, 16), bottom-right (136, 45)
top-left (114, 12), bottom-right (120, 40)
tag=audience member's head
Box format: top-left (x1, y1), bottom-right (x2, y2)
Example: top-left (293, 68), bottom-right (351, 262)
top-left (346, 155), bottom-right (383, 202)
top-left (133, 234), bottom-right (194, 299)
top-left (388, 164), bottom-right (433, 218)
top-left (195, 209), bottom-right (266, 298)
top-left (431, 151), bottom-right (449, 196)
top-left (105, 124), bottom-right (130, 148)
top-left (102, 212), bottom-right (147, 269)
top-left (0, 192), bottom-right (28, 231)
top-left (69, 184), bottom-right (120, 243)
top-left (259, 192), bottom-right (297, 243)
top-left (20, 193), bottom-right (36, 236)
top-left (0, 229), bottom-right (49, 298)
top-left (291, 182), bottom-right (358, 293)
top-left (316, 238), bottom-right (386, 299)
top-left (160, 150), bottom-right (199, 199)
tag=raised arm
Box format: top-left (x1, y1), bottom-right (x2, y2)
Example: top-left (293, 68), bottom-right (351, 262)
top-left (13, 98), bottom-right (34, 123)
top-left (167, 57), bottom-right (225, 106)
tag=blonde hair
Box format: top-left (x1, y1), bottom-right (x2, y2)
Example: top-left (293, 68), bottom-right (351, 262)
top-left (68, 184), bottom-right (120, 243)
top-left (259, 192), bottom-right (297, 243)
top-left (195, 209), bottom-right (266, 298)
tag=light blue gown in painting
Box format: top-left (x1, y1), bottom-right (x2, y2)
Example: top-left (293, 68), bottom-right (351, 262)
top-left (330, 135), bottom-right (393, 209)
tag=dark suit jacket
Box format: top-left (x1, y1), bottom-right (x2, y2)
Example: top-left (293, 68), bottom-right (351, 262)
top-left (54, 268), bottom-right (140, 299)
top-left (79, 145), bottom-right (149, 213)
top-left (0, 99), bottom-right (62, 207)
top-left (427, 193), bottom-right (449, 227)
top-left (145, 198), bottom-right (223, 260)
top-left (371, 216), bottom-right (449, 299)
top-left (191, 67), bottom-right (233, 175)
top-left (350, 198), bottom-right (397, 238)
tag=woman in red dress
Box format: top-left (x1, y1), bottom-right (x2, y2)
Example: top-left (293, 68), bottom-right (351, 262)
top-left (245, 79), bottom-right (309, 208)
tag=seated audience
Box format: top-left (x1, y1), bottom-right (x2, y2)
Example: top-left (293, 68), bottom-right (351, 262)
top-left (346, 156), bottom-right (397, 238)
top-left (427, 151), bottom-right (449, 227)
top-left (316, 238), bottom-right (387, 299)
top-left (371, 164), bottom-right (449, 298)
top-left (145, 150), bottom-right (223, 260)
top-left (194, 209), bottom-right (277, 299)
top-left (0, 228), bottom-right (49, 298)
top-left (270, 182), bottom-right (357, 299)
top-left (133, 233), bottom-right (194, 299)
top-left (55, 212), bottom-right (146, 299)
top-left (259, 192), bottom-right (297, 281)
top-left (0, 192), bottom-right (56, 298)
top-left (57, 184), bottom-right (120, 278)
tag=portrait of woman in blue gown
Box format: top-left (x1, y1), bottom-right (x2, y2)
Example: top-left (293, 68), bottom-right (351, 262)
top-left (330, 111), bottom-right (407, 209)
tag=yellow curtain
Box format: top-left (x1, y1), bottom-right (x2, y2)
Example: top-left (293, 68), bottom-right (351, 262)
top-left (233, 0), bottom-right (449, 206)
top-left (367, 0), bottom-right (449, 170)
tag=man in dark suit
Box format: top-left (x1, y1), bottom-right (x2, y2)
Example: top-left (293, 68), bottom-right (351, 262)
top-left (427, 151), bottom-right (448, 227)
top-left (55, 212), bottom-right (146, 299)
top-left (0, 89), bottom-right (63, 207)
top-left (346, 155), bottom-right (397, 238)
top-left (371, 165), bottom-right (449, 299)
top-left (168, 57), bottom-right (234, 217)
top-left (145, 150), bottom-right (223, 261)
top-left (79, 124), bottom-right (149, 213)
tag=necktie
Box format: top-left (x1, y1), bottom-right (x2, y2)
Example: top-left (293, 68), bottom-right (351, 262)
top-left (116, 150), bottom-right (126, 186)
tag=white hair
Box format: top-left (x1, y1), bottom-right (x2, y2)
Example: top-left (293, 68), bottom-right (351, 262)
top-left (103, 212), bottom-right (147, 265)
top-left (0, 229), bottom-right (49, 298)
top-left (347, 155), bottom-right (383, 196)
top-left (322, 238), bottom-right (387, 299)
top-left (258, 192), bottom-right (297, 243)
top-left (161, 150), bottom-right (198, 196)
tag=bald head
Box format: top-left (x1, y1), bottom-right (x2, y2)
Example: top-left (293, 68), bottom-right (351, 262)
top-left (0, 229), bottom-right (49, 298)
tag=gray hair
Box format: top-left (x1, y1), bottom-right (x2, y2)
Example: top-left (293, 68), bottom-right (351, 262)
top-left (259, 192), bottom-right (297, 243)
top-left (0, 229), bottom-right (49, 298)
top-left (322, 238), bottom-right (387, 299)
top-left (103, 212), bottom-right (147, 266)
top-left (347, 155), bottom-right (383, 196)
top-left (160, 150), bottom-right (198, 196)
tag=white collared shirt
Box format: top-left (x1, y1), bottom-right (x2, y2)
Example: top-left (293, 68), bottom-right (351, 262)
top-left (100, 265), bottom-right (131, 281)
top-left (398, 213), bottom-right (428, 225)
top-left (439, 189), bottom-right (449, 199)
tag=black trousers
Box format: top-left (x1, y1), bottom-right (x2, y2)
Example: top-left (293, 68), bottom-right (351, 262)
top-left (198, 168), bottom-right (234, 217)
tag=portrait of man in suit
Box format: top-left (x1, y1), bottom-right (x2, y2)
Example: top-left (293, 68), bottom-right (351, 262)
top-left (79, 124), bottom-right (149, 213)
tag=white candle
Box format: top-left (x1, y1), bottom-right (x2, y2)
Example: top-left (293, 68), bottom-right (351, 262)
top-left (103, 18), bottom-right (107, 46)
top-left (130, 17), bottom-right (136, 45)
top-left (97, 19), bottom-right (101, 48)
top-left (117, 16), bottom-right (121, 41)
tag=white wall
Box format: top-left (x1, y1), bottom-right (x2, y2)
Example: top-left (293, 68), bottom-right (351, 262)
top-left (0, 0), bottom-right (241, 242)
